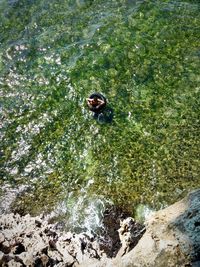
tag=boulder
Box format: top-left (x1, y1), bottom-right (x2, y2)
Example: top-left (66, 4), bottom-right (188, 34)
top-left (1, 189), bottom-right (200, 267)
top-left (0, 213), bottom-right (103, 267)
top-left (81, 189), bottom-right (200, 267)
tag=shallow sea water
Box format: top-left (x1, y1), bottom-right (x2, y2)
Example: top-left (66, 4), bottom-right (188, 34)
top-left (0, 0), bottom-right (200, 231)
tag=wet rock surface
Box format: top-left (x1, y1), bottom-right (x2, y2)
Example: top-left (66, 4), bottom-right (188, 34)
top-left (81, 189), bottom-right (200, 267)
top-left (0, 208), bottom-right (144, 266)
top-left (98, 206), bottom-right (144, 258)
top-left (1, 189), bottom-right (200, 267)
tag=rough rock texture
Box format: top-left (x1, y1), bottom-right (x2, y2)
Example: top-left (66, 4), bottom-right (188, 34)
top-left (98, 206), bottom-right (144, 258)
top-left (81, 189), bottom-right (200, 267)
top-left (1, 189), bottom-right (200, 267)
top-left (0, 213), bottom-right (103, 267)
top-left (116, 217), bottom-right (145, 257)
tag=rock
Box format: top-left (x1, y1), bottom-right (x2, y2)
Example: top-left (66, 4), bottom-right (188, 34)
top-left (0, 212), bottom-right (103, 266)
top-left (7, 259), bottom-right (23, 267)
top-left (1, 240), bottom-right (11, 254)
top-left (0, 233), bottom-right (5, 244)
top-left (114, 189), bottom-right (200, 267)
top-left (0, 251), bottom-right (4, 261)
top-left (81, 189), bottom-right (200, 267)
top-left (13, 242), bottom-right (26, 254)
top-left (47, 249), bottom-right (63, 262)
top-left (0, 253), bottom-right (13, 266)
top-left (55, 238), bottom-right (75, 265)
top-left (1, 189), bottom-right (200, 267)
top-left (36, 253), bottom-right (49, 266)
top-left (16, 251), bottom-right (34, 266)
top-left (98, 205), bottom-right (142, 258)
top-left (117, 217), bottom-right (145, 257)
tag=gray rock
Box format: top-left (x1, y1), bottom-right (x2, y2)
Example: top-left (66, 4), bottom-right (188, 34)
top-left (7, 259), bottom-right (23, 267)
top-left (117, 217), bottom-right (145, 257)
top-left (81, 189), bottom-right (200, 267)
top-left (0, 233), bottom-right (5, 243)
top-left (0, 251), bottom-right (4, 261)
top-left (0, 212), bottom-right (103, 266)
top-left (1, 189), bottom-right (200, 267)
top-left (16, 251), bottom-right (34, 266)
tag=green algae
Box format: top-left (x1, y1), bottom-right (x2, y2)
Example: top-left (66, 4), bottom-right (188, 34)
top-left (0, 0), bottom-right (200, 217)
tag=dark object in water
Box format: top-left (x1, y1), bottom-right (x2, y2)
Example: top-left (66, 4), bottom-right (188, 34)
top-left (86, 93), bottom-right (113, 123)
top-left (93, 107), bottom-right (113, 123)
top-left (87, 93), bottom-right (107, 113)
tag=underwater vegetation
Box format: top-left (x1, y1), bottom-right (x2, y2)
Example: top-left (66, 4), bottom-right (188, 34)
top-left (0, 0), bottom-right (199, 224)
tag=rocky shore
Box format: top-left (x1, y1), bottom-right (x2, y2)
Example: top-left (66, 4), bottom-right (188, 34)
top-left (0, 189), bottom-right (200, 267)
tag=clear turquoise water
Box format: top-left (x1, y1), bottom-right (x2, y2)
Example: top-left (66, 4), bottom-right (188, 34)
top-left (0, 0), bottom-right (200, 227)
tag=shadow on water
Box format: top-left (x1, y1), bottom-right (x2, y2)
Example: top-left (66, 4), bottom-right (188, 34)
top-left (93, 106), bottom-right (114, 124)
